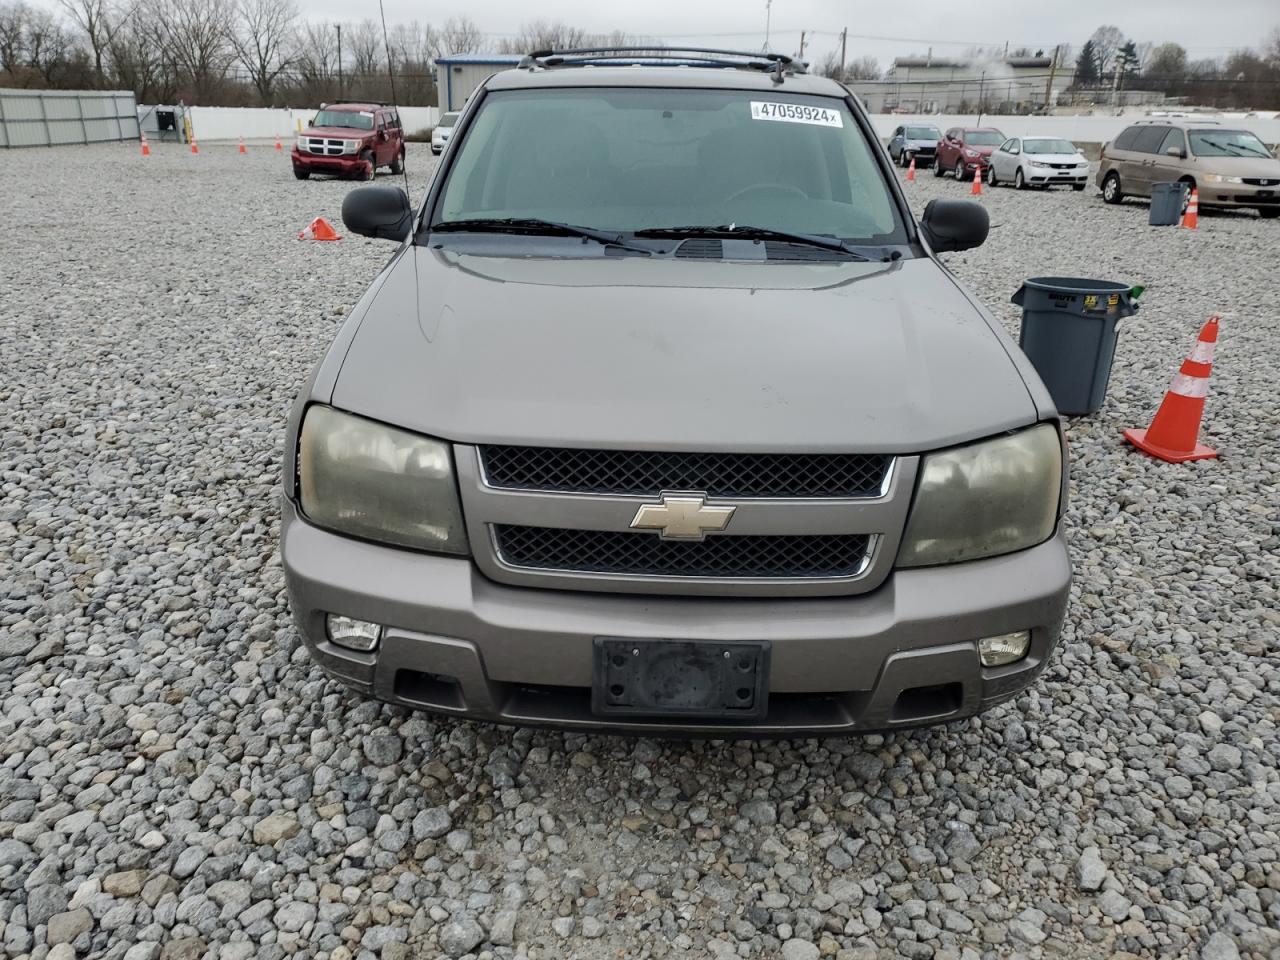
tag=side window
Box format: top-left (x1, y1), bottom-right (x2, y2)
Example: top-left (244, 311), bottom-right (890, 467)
top-left (1132, 126), bottom-right (1170, 154)
top-left (1112, 126), bottom-right (1141, 151)
top-left (1158, 129), bottom-right (1185, 155)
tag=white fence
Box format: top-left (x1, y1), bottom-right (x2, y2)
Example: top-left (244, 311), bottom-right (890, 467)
top-left (867, 113), bottom-right (1280, 147)
top-left (1, 88), bottom-right (139, 148)
top-left (172, 105), bottom-right (441, 142)
top-left (138, 103), bottom-right (1280, 148)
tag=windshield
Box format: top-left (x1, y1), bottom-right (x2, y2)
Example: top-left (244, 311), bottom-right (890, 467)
top-left (1023, 139), bottom-right (1077, 155)
top-left (439, 112), bottom-right (460, 128)
top-left (312, 109), bottom-right (374, 131)
top-left (904, 126), bottom-right (939, 140)
top-left (1189, 129), bottom-right (1272, 158)
top-left (434, 88), bottom-right (905, 244)
top-left (964, 130), bottom-right (1003, 145)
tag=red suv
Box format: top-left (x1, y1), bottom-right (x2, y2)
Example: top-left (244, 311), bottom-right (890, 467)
top-left (292, 102), bottom-right (405, 180)
top-left (934, 127), bottom-right (1005, 181)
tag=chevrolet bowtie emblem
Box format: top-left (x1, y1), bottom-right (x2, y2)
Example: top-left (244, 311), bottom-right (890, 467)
top-left (630, 492), bottom-right (736, 541)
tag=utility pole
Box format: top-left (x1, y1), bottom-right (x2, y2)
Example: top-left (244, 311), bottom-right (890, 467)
top-left (840, 28), bottom-right (847, 76)
top-left (763, 0), bottom-right (772, 52)
top-left (336, 24), bottom-right (343, 98)
top-left (1043, 44), bottom-right (1059, 112)
top-left (976, 71), bottom-right (986, 125)
top-left (799, 31), bottom-right (806, 60)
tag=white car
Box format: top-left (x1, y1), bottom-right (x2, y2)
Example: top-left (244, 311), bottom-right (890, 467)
top-left (987, 136), bottom-right (1089, 191)
top-left (430, 112), bottom-right (460, 155)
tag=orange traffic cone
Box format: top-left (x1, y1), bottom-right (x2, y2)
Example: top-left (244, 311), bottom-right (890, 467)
top-left (190, 137), bottom-right (199, 155)
top-left (274, 134), bottom-right (282, 152)
top-left (238, 136), bottom-right (247, 154)
top-left (1123, 316), bottom-right (1220, 463)
top-left (971, 165), bottom-right (983, 196)
top-left (140, 132), bottom-right (151, 157)
top-left (1180, 187), bottom-right (1199, 229)
top-left (298, 216), bottom-right (342, 241)
top-left (906, 156), bottom-right (916, 182)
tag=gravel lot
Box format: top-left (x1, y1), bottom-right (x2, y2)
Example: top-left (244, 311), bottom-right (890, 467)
top-left (1, 142), bottom-right (1278, 960)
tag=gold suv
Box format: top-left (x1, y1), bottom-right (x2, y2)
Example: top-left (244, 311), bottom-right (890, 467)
top-left (1096, 119), bottom-right (1280, 219)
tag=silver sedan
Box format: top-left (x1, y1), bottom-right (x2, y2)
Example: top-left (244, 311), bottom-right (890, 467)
top-left (987, 136), bottom-right (1090, 191)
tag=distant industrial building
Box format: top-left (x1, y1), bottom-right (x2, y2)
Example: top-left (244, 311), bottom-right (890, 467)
top-left (433, 53), bottom-right (523, 112)
top-left (849, 56), bottom-right (1076, 114)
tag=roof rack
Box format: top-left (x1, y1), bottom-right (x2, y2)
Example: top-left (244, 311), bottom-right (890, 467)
top-left (517, 46), bottom-right (807, 83)
top-left (320, 100), bottom-right (392, 109)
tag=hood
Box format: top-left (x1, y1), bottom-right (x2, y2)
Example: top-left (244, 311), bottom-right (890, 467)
top-left (1026, 153), bottom-right (1087, 163)
top-left (303, 125), bottom-right (372, 139)
top-left (328, 247), bottom-right (1038, 454)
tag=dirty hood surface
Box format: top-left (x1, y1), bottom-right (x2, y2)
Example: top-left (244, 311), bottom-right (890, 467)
top-left (329, 246), bottom-right (1038, 453)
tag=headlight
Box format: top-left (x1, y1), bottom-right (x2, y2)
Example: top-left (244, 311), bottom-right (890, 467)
top-left (1204, 174), bottom-right (1243, 184)
top-left (897, 425), bottom-right (1062, 567)
top-left (1029, 160), bottom-right (1050, 167)
top-left (295, 135), bottom-right (307, 150)
top-left (298, 406), bottom-right (469, 555)
top-left (342, 140), bottom-right (359, 155)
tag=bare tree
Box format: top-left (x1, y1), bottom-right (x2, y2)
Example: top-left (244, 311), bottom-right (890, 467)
top-left (0, 2), bottom-right (30, 75)
top-left (1087, 25), bottom-right (1125, 77)
top-left (108, 11), bottom-right (167, 101)
top-left (296, 19), bottom-right (337, 82)
top-left (815, 51), bottom-right (878, 82)
top-left (498, 19), bottom-right (587, 54)
top-left (436, 14), bottom-right (480, 57)
top-left (346, 18), bottom-right (380, 77)
top-left (148, 0), bottom-right (235, 102)
top-left (228, 0), bottom-right (297, 104)
top-left (56, 0), bottom-right (112, 83)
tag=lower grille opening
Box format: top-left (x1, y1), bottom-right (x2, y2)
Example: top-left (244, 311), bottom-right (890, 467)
top-left (394, 670), bottom-right (465, 710)
top-left (493, 525), bottom-right (871, 580)
top-left (503, 682), bottom-right (861, 728)
top-left (892, 682), bottom-right (962, 722)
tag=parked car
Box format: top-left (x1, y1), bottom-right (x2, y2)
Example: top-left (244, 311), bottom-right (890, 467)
top-left (292, 101), bottom-right (405, 180)
top-left (934, 128), bottom-right (1005, 180)
top-left (431, 112), bottom-right (460, 154)
top-left (888, 124), bottom-right (942, 168)
top-left (1097, 119), bottom-right (1280, 218)
top-left (282, 48), bottom-right (1071, 736)
top-left (987, 136), bottom-right (1089, 191)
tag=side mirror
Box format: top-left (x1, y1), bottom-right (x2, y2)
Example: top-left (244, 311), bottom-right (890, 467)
top-left (341, 186), bottom-right (413, 241)
top-left (1166, 146), bottom-right (1186, 159)
top-left (920, 199), bottom-right (989, 253)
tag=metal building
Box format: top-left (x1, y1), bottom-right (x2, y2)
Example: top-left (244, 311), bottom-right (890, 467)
top-left (433, 54), bottom-right (523, 113)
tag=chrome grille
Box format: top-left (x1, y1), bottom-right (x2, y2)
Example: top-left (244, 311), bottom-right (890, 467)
top-left (494, 525), bottom-right (872, 579)
top-left (303, 137), bottom-right (351, 156)
top-left (480, 447), bottom-right (890, 498)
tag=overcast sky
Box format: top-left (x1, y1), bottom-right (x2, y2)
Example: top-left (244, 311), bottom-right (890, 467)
top-left (287, 0), bottom-right (1275, 68)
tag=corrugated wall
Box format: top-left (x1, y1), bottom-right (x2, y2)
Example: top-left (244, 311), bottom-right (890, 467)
top-left (0, 89), bottom-right (140, 148)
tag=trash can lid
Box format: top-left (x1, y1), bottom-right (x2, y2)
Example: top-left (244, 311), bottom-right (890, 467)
top-left (1022, 277), bottom-right (1134, 295)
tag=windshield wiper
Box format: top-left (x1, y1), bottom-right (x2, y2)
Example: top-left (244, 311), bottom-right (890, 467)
top-left (430, 217), bottom-right (654, 254)
top-left (635, 224), bottom-right (875, 261)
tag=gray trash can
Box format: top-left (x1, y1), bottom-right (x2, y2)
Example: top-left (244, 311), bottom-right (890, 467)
top-left (1011, 277), bottom-right (1139, 416)
top-left (1149, 182), bottom-right (1188, 226)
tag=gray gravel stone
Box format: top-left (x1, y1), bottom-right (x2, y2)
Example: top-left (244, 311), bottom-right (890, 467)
top-left (1, 141), bottom-right (1278, 960)
top-left (438, 915), bottom-right (484, 957)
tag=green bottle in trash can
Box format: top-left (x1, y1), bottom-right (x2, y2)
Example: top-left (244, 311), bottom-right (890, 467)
top-left (1011, 277), bottom-right (1140, 416)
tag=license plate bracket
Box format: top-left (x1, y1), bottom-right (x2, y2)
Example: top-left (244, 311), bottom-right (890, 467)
top-left (592, 638), bottom-right (770, 719)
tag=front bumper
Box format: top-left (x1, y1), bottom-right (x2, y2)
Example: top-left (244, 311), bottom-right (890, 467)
top-left (291, 148), bottom-right (366, 175)
top-left (1025, 165), bottom-right (1090, 185)
top-left (1200, 181), bottom-right (1280, 208)
top-left (281, 498), bottom-right (1071, 735)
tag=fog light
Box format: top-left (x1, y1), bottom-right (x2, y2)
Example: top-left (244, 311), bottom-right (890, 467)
top-left (978, 631), bottom-right (1030, 667)
top-left (326, 614), bottom-right (382, 652)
